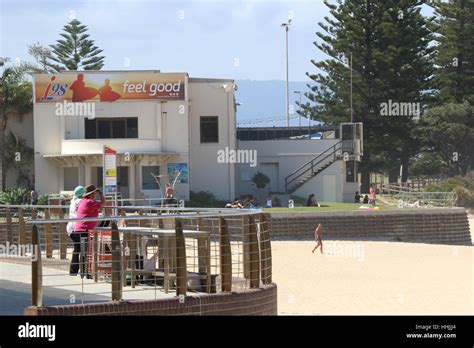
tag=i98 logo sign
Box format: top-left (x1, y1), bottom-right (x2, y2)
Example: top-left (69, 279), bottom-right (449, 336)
top-left (40, 76), bottom-right (68, 101)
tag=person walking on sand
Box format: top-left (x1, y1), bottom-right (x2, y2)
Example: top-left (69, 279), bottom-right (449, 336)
top-left (312, 223), bottom-right (323, 254)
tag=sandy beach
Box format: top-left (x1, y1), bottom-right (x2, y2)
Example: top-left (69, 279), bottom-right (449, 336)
top-left (273, 214), bottom-right (474, 315)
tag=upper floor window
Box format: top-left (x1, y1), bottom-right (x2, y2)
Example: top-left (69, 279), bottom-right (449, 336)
top-left (85, 118), bottom-right (138, 139)
top-left (200, 116), bottom-right (218, 143)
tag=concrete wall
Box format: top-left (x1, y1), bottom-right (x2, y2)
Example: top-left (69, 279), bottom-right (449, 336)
top-left (266, 208), bottom-right (472, 245)
top-left (237, 139), bottom-right (359, 202)
top-left (188, 80), bottom-right (236, 201)
top-left (237, 139), bottom-right (339, 196)
top-left (24, 284), bottom-right (277, 316)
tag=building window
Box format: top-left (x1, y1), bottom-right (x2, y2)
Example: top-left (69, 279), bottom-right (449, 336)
top-left (200, 116), bottom-right (218, 143)
top-left (63, 167), bottom-right (79, 191)
top-left (85, 118), bottom-right (138, 139)
top-left (346, 161), bottom-right (357, 182)
top-left (142, 166), bottom-right (160, 190)
top-left (117, 167), bottom-right (129, 187)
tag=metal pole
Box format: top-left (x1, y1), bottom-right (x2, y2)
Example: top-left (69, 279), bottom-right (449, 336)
top-left (350, 52), bottom-right (353, 123)
top-left (285, 25), bottom-right (289, 128)
top-left (308, 109), bottom-right (311, 138)
top-left (297, 92), bottom-right (302, 128)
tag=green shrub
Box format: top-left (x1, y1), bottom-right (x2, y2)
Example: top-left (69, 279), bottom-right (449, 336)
top-left (252, 172), bottom-right (270, 189)
top-left (0, 187), bottom-right (29, 204)
top-left (424, 176), bottom-right (474, 207)
top-left (187, 191), bottom-right (227, 208)
top-left (37, 194), bottom-right (50, 206)
top-left (454, 186), bottom-right (474, 208)
top-left (424, 176), bottom-right (474, 193)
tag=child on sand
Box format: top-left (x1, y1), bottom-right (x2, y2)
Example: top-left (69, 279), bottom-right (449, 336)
top-left (312, 223), bottom-right (323, 254)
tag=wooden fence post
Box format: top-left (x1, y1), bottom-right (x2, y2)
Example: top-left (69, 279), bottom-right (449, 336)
top-left (6, 206), bottom-right (13, 244)
top-left (219, 217), bottom-right (232, 292)
top-left (259, 213), bottom-right (272, 284)
top-left (19, 209), bottom-right (26, 256)
top-left (175, 218), bottom-right (187, 296)
top-left (242, 216), bottom-right (250, 279)
top-left (93, 230), bottom-right (99, 283)
top-left (31, 224), bottom-right (43, 307)
top-left (44, 210), bottom-right (53, 258)
top-left (197, 217), bottom-right (211, 293)
top-left (248, 215), bottom-right (260, 288)
top-left (111, 221), bottom-right (122, 301)
top-left (58, 210), bottom-right (67, 259)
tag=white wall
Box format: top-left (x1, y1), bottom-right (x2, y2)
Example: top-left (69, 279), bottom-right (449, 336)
top-left (33, 97), bottom-right (192, 198)
top-left (237, 139), bottom-right (359, 203)
top-left (237, 139), bottom-right (339, 195)
top-left (292, 161), bottom-right (344, 202)
top-left (188, 80), bottom-right (236, 201)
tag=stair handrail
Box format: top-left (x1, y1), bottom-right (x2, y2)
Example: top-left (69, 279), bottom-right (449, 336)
top-left (284, 141), bottom-right (342, 192)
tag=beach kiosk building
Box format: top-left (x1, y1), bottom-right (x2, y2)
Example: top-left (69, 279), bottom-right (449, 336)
top-left (32, 70), bottom-right (237, 202)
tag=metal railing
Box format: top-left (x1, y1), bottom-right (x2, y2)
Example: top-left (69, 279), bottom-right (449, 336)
top-left (0, 205), bottom-right (272, 310)
top-left (284, 141), bottom-right (342, 193)
top-left (378, 186), bottom-right (457, 207)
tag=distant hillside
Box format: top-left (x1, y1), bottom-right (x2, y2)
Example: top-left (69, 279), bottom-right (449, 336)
top-left (234, 80), bottom-right (319, 127)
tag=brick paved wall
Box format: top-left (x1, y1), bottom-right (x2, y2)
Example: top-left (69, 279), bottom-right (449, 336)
top-left (24, 283), bottom-right (277, 316)
top-left (267, 208), bottom-right (471, 245)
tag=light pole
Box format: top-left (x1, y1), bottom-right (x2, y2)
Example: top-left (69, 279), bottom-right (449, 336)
top-left (281, 19), bottom-right (291, 128)
top-left (349, 52), bottom-right (353, 123)
top-left (294, 91), bottom-right (302, 129)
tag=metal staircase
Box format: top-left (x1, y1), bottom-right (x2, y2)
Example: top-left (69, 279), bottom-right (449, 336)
top-left (284, 141), bottom-right (342, 194)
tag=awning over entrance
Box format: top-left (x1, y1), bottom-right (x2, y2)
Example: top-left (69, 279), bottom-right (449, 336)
top-left (43, 151), bottom-right (181, 167)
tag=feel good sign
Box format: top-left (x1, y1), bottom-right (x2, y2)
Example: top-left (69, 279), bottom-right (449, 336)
top-left (34, 71), bottom-right (186, 103)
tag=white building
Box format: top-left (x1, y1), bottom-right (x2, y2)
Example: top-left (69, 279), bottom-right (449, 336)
top-left (236, 124), bottom-right (363, 203)
top-left (25, 70), bottom-right (362, 204)
top-left (32, 71), bottom-right (237, 201)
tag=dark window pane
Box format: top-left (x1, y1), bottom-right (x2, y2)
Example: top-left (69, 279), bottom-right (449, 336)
top-left (346, 161), bottom-right (356, 182)
top-left (142, 166), bottom-right (160, 190)
top-left (117, 167), bottom-right (128, 186)
top-left (98, 120), bottom-right (111, 138)
top-left (127, 118), bottom-right (138, 138)
top-left (200, 116), bottom-right (218, 143)
top-left (112, 120), bottom-right (126, 138)
top-left (97, 167), bottom-right (103, 188)
top-left (85, 119), bottom-right (96, 139)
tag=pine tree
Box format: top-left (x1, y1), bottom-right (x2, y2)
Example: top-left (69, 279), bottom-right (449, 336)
top-left (432, 0), bottom-right (474, 104)
top-left (49, 19), bottom-right (105, 71)
top-left (301, 0), bottom-right (434, 190)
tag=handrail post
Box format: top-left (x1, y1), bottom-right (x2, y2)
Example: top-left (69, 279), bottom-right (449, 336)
top-left (111, 221), bottom-right (122, 301)
top-left (19, 208), bottom-right (26, 256)
top-left (259, 213), bottom-right (272, 284)
top-left (6, 206), bottom-right (12, 244)
top-left (219, 217), bottom-right (232, 292)
top-left (58, 210), bottom-right (67, 259)
top-left (31, 224), bottom-right (43, 307)
top-left (248, 215), bottom-right (260, 288)
top-left (175, 218), bottom-right (187, 296)
top-left (44, 210), bottom-right (53, 258)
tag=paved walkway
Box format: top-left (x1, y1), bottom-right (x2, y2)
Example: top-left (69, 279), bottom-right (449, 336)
top-left (0, 262), bottom-right (180, 315)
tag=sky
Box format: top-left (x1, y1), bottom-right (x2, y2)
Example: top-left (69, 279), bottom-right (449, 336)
top-left (0, 0), bottom-right (333, 82)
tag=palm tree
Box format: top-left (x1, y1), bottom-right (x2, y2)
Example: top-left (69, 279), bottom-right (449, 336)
top-left (0, 59), bottom-right (34, 191)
